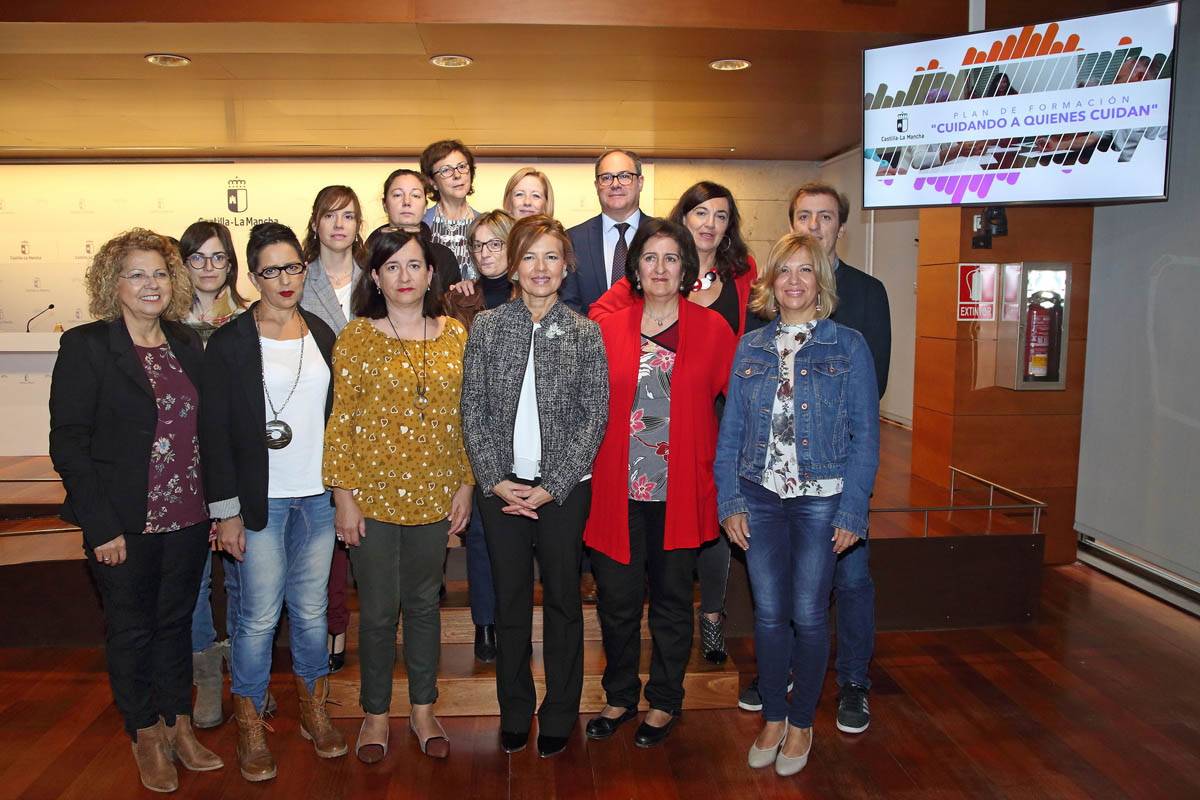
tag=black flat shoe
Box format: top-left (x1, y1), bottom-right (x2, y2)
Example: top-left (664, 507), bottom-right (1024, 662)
top-left (500, 729), bottom-right (529, 754)
top-left (634, 712), bottom-right (680, 748)
top-left (474, 624), bottom-right (497, 664)
top-left (585, 707), bottom-right (639, 740)
top-left (536, 734), bottom-right (568, 758)
top-left (328, 632), bottom-right (346, 674)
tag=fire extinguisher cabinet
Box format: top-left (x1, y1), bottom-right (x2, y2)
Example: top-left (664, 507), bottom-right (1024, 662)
top-left (996, 262), bottom-right (1072, 391)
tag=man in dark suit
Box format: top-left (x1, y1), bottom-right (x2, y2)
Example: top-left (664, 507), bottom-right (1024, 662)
top-left (738, 182), bottom-right (891, 738)
top-left (562, 149), bottom-right (652, 315)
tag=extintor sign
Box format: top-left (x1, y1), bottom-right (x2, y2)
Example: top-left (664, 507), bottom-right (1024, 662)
top-left (957, 263), bottom-right (997, 321)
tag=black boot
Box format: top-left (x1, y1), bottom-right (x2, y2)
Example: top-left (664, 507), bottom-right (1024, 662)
top-left (474, 624), bottom-right (497, 663)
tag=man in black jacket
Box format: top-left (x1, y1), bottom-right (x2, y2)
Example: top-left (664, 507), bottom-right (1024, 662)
top-left (739, 182), bottom-right (891, 736)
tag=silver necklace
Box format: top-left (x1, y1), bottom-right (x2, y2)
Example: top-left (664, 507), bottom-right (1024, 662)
top-left (255, 308), bottom-right (306, 449)
top-left (644, 304), bottom-right (678, 328)
top-left (387, 313), bottom-right (429, 422)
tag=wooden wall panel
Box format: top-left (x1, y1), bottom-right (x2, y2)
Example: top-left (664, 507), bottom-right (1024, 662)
top-left (915, 263), bottom-right (961, 340)
top-left (913, 337), bottom-right (956, 415)
top-left (950, 414), bottom-right (1081, 490)
top-left (917, 207), bottom-right (964, 267)
top-left (952, 339), bottom-right (1088, 416)
top-left (911, 406), bottom-right (954, 487)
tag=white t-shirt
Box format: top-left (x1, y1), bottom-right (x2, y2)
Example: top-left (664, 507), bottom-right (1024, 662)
top-left (334, 282), bottom-right (353, 324)
top-left (262, 332), bottom-right (330, 498)
top-left (512, 324), bottom-right (542, 480)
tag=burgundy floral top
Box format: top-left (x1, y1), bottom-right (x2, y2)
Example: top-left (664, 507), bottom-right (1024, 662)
top-left (628, 331), bottom-right (676, 502)
top-left (135, 343), bottom-right (207, 533)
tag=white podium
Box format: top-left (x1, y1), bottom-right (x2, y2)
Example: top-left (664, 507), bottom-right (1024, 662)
top-left (0, 332), bottom-right (62, 456)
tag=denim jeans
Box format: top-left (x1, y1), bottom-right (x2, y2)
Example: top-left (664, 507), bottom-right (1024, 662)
top-left (191, 547), bottom-right (240, 652)
top-left (464, 498), bottom-right (495, 626)
top-left (741, 478), bottom-right (838, 728)
top-left (833, 539), bottom-right (874, 689)
top-left (230, 492), bottom-right (336, 712)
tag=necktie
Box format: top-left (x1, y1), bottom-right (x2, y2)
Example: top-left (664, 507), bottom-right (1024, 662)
top-left (610, 222), bottom-right (630, 286)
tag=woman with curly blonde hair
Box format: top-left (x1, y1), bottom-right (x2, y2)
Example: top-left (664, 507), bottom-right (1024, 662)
top-left (50, 228), bottom-right (222, 792)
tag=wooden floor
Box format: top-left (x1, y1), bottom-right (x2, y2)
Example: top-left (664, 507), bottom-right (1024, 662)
top-left (3, 563), bottom-right (1198, 799)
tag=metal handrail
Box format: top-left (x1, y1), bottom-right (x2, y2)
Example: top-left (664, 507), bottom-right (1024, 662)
top-left (868, 466), bottom-right (1047, 537)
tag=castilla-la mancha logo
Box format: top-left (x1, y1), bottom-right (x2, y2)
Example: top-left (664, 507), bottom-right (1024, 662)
top-left (227, 177), bottom-right (248, 213)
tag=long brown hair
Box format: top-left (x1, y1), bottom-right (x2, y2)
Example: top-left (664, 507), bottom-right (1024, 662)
top-left (302, 185), bottom-right (367, 265)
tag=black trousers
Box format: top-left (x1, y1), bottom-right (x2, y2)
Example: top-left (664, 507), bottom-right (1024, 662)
top-left (87, 521), bottom-right (210, 739)
top-left (590, 500), bottom-right (697, 713)
top-left (478, 480), bottom-right (591, 737)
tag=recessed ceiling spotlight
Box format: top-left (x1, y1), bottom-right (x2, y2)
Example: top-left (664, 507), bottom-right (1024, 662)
top-left (144, 53), bottom-right (191, 68)
top-left (709, 58), bottom-right (751, 71)
top-left (430, 54), bottom-right (473, 68)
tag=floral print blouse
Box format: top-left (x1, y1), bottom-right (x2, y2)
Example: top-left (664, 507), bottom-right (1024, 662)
top-left (762, 321), bottom-right (845, 498)
top-left (323, 317), bottom-right (475, 525)
top-left (628, 335), bottom-right (674, 502)
top-left (136, 343), bottom-right (207, 533)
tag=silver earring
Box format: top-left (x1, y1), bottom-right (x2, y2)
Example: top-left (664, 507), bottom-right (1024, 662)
top-left (815, 293), bottom-right (822, 311)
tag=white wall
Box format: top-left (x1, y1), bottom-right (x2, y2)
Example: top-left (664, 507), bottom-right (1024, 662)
top-left (820, 149), bottom-right (919, 426)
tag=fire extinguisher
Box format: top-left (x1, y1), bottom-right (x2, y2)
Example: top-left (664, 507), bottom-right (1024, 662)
top-left (1024, 290), bottom-right (1063, 381)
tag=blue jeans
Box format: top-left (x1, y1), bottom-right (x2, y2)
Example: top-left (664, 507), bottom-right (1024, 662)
top-left (230, 493), bottom-right (336, 711)
top-left (464, 499), bottom-right (495, 626)
top-left (833, 539), bottom-right (874, 689)
top-left (191, 548), bottom-right (240, 653)
top-left (741, 478), bottom-right (838, 728)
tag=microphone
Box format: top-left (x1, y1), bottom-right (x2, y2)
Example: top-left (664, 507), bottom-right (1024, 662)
top-left (26, 303), bottom-right (55, 332)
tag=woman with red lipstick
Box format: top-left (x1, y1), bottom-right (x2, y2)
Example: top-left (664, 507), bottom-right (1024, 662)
top-left (590, 181), bottom-right (756, 663)
top-left (300, 184), bottom-right (366, 675)
top-left (324, 228), bottom-right (473, 763)
top-left (584, 218), bottom-right (735, 749)
top-left (421, 139), bottom-right (479, 280)
top-left (178, 220), bottom-right (250, 729)
top-left (50, 228), bottom-right (221, 792)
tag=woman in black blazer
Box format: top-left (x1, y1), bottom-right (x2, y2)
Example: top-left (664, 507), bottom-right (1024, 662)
top-left (49, 228), bottom-right (223, 793)
top-left (199, 223), bottom-right (346, 782)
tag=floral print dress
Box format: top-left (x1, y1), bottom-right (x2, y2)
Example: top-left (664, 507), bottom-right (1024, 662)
top-left (136, 343), bottom-right (207, 533)
top-left (628, 335), bottom-right (675, 502)
top-left (761, 321), bottom-right (845, 498)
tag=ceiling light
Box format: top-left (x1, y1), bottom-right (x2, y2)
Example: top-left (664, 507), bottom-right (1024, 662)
top-left (709, 58), bottom-right (751, 71)
top-left (144, 53), bottom-right (191, 68)
top-left (430, 54), bottom-right (473, 68)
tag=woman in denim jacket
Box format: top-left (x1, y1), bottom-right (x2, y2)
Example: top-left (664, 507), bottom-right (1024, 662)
top-left (714, 232), bottom-right (879, 777)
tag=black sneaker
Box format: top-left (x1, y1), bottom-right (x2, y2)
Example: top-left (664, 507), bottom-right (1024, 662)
top-left (737, 675), bottom-right (793, 712)
top-left (836, 683), bottom-right (870, 733)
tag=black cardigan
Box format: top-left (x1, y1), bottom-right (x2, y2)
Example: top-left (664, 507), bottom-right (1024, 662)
top-left (49, 318), bottom-right (204, 549)
top-left (199, 304), bottom-right (336, 532)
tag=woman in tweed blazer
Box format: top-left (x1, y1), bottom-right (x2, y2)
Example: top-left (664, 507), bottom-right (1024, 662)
top-left (461, 214), bottom-right (609, 758)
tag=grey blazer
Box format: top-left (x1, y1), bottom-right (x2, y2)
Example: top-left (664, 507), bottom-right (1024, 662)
top-left (301, 256), bottom-right (361, 335)
top-left (461, 299), bottom-right (609, 503)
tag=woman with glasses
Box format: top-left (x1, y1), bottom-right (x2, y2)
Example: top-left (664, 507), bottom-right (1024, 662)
top-left (324, 228), bottom-right (473, 763)
top-left (441, 209), bottom-right (515, 664)
top-left (177, 220), bottom-right (250, 730)
top-left (300, 184), bottom-right (366, 675)
top-left (591, 181), bottom-right (757, 663)
top-left (202, 222), bottom-right (347, 782)
top-left (714, 233), bottom-right (879, 776)
top-left (461, 214), bottom-right (609, 758)
top-left (50, 228), bottom-right (222, 793)
top-left (502, 167), bottom-right (555, 220)
top-left (584, 218), bottom-right (735, 749)
top-left (420, 139), bottom-right (479, 280)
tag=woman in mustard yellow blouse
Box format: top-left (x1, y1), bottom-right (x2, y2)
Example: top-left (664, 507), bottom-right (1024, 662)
top-left (323, 227), bottom-right (473, 764)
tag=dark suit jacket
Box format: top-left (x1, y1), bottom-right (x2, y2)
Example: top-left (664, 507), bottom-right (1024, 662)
top-left (49, 318), bottom-right (204, 549)
top-left (199, 304), bottom-right (336, 532)
top-left (831, 260), bottom-right (891, 399)
top-left (562, 211), bottom-right (652, 315)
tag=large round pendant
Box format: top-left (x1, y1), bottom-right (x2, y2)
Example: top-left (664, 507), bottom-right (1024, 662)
top-left (265, 418), bottom-right (293, 449)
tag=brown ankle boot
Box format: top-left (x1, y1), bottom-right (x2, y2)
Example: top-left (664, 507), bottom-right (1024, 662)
top-left (295, 675), bottom-right (348, 758)
top-left (131, 718), bottom-right (178, 793)
top-left (232, 695), bottom-right (276, 781)
top-left (164, 715), bottom-right (223, 771)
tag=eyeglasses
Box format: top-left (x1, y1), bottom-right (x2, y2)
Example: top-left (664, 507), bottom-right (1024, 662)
top-left (471, 238), bottom-right (505, 253)
top-left (186, 252), bottom-right (229, 270)
top-left (255, 262), bottom-right (307, 279)
top-left (434, 162), bottom-right (471, 179)
top-left (596, 171), bottom-right (640, 187)
top-left (119, 270), bottom-right (170, 286)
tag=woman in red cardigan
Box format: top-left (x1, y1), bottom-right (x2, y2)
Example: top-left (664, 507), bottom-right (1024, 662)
top-left (587, 181), bottom-right (755, 663)
top-left (584, 218), bottom-right (735, 748)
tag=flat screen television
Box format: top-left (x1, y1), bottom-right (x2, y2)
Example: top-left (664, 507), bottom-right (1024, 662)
top-left (862, 2), bottom-right (1179, 209)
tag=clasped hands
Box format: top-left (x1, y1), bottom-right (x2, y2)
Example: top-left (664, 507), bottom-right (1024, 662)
top-left (491, 479), bottom-right (553, 519)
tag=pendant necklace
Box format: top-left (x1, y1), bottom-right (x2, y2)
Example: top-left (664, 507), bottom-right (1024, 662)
top-left (387, 313), bottom-right (429, 422)
top-left (645, 304), bottom-right (678, 328)
top-left (255, 308), bottom-right (306, 450)
top-left (693, 269), bottom-right (718, 292)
